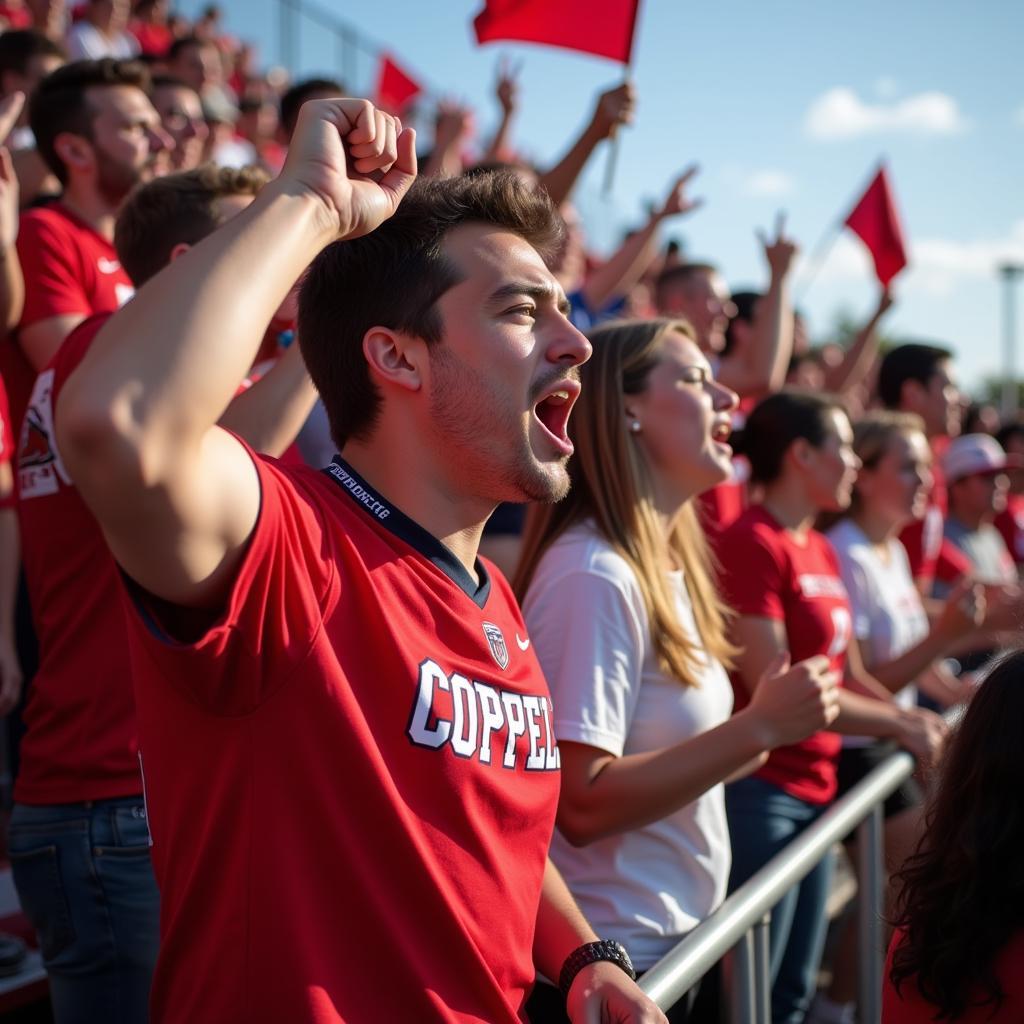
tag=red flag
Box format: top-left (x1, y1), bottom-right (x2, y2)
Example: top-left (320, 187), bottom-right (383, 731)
top-left (375, 53), bottom-right (422, 114)
top-left (473, 0), bottom-right (640, 64)
top-left (844, 165), bottom-right (908, 287)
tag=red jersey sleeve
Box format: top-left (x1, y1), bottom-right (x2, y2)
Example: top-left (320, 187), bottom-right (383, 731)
top-left (17, 210), bottom-right (92, 327)
top-left (122, 450), bottom-right (335, 715)
top-left (719, 519), bottom-right (786, 620)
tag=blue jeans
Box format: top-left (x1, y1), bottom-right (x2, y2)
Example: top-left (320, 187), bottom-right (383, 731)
top-left (726, 776), bottom-right (834, 1024)
top-left (8, 797), bottom-right (160, 1024)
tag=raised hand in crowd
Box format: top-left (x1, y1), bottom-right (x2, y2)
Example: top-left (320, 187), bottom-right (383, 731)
top-left (539, 80), bottom-right (636, 207)
top-left (823, 284), bottom-right (897, 400)
top-left (59, 98), bottom-right (416, 606)
top-left (578, 164), bottom-right (703, 315)
top-left (480, 54), bottom-right (521, 164)
top-left (422, 99), bottom-right (474, 179)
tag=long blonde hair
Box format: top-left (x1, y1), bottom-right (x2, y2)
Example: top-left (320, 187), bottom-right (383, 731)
top-left (513, 318), bottom-right (737, 685)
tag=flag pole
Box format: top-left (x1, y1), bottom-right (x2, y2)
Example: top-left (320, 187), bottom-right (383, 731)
top-left (794, 158), bottom-right (886, 305)
top-left (602, 0), bottom-right (640, 198)
top-left (601, 65), bottom-right (631, 198)
top-left (793, 220), bottom-right (843, 306)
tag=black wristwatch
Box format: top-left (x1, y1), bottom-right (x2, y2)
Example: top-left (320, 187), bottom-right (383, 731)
top-left (558, 939), bottom-right (636, 998)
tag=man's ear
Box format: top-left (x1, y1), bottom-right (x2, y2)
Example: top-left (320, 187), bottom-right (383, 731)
top-left (788, 436), bottom-right (815, 471)
top-left (362, 327), bottom-right (424, 394)
top-left (53, 131), bottom-right (92, 178)
top-left (168, 242), bottom-right (192, 262)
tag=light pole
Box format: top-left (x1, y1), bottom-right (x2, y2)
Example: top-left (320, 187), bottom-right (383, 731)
top-left (1000, 263), bottom-right (1024, 419)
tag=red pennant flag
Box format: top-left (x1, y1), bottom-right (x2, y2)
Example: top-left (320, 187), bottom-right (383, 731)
top-left (473, 0), bottom-right (640, 64)
top-left (375, 53), bottom-right (422, 115)
top-left (844, 165), bottom-right (908, 287)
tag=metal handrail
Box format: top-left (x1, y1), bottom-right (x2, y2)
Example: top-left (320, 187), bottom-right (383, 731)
top-left (637, 744), bottom-right (918, 1020)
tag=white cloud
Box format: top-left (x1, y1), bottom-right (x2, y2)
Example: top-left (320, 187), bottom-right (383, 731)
top-left (804, 87), bottom-right (968, 140)
top-left (810, 220), bottom-right (1024, 296)
top-left (741, 169), bottom-right (795, 198)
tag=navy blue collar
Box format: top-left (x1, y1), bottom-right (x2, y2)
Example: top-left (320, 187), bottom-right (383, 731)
top-left (322, 456), bottom-right (491, 609)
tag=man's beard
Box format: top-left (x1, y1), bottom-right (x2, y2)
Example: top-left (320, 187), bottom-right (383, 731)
top-left (95, 146), bottom-right (153, 206)
top-left (427, 345), bottom-right (573, 506)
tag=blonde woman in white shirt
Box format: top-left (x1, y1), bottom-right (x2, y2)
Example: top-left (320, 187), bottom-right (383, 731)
top-left (513, 319), bottom-right (840, 1024)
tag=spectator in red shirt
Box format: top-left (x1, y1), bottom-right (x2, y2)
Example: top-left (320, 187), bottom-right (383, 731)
top-left (128, 0), bottom-right (173, 59)
top-left (56, 99), bottom-right (662, 1024)
top-left (4, 58), bottom-right (170, 428)
top-left (884, 649), bottom-right (1024, 1022)
top-left (994, 420), bottom-right (1024, 566)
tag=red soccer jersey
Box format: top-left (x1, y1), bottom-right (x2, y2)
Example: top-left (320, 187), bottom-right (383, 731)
top-left (15, 314), bottom-right (142, 803)
top-left (719, 505), bottom-right (851, 804)
top-left (3, 203), bottom-right (133, 431)
top-left (123, 453), bottom-right (561, 1023)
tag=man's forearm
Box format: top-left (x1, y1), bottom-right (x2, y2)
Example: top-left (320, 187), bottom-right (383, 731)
top-left (533, 858), bottom-right (599, 983)
top-left (58, 185), bottom-right (331, 466)
top-left (538, 121), bottom-right (604, 209)
top-left (0, 243), bottom-right (23, 333)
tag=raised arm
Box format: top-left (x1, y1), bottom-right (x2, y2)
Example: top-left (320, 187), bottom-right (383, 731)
top-left (479, 57), bottom-right (519, 165)
top-left (218, 341), bottom-right (318, 458)
top-left (823, 287), bottom-right (894, 395)
top-left (538, 82), bottom-right (635, 208)
top-left (56, 99), bottom-right (416, 609)
top-left (718, 214), bottom-right (798, 398)
top-left (580, 167), bottom-right (702, 314)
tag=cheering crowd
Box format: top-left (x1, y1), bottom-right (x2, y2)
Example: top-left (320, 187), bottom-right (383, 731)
top-left (0, 3), bottom-right (1021, 1024)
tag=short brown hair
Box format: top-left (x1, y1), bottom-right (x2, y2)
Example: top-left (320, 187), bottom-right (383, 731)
top-left (30, 58), bottom-right (151, 185)
top-left (115, 164), bottom-right (269, 285)
top-left (298, 170), bottom-right (564, 446)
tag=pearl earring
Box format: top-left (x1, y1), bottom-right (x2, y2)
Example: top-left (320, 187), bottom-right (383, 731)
top-left (629, 420), bottom-right (641, 434)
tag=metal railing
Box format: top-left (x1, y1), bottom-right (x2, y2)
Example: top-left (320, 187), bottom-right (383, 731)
top-left (637, 745), bottom-right (920, 1023)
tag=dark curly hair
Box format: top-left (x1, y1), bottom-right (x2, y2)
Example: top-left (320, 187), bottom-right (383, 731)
top-left (889, 648), bottom-right (1024, 1018)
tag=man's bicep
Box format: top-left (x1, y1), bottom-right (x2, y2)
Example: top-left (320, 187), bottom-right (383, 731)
top-left (95, 428), bottom-right (261, 611)
top-left (19, 315), bottom-right (85, 370)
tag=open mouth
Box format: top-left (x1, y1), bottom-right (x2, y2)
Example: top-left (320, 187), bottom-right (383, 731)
top-left (711, 419), bottom-right (732, 449)
top-left (533, 385), bottom-right (578, 456)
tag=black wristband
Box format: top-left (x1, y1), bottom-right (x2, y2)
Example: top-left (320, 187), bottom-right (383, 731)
top-left (558, 939), bottom-right (636, 999)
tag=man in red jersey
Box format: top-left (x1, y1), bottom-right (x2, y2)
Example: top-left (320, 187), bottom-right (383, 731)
top-left (10, 163), bottom-right (314, 1024)
top-left (57, 99), bottom-right (664, 1023)
top-left (3, 58), bottom-right (169, 428)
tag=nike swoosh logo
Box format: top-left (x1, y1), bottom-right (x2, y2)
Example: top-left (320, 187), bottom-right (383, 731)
top-left (515, 633), bottom-right (530, 651)
top-left (97, 258), bottom-right (121, 274)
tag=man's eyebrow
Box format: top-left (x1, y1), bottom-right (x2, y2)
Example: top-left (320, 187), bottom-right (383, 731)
top-left (488, 282), bottom-right (571, 316)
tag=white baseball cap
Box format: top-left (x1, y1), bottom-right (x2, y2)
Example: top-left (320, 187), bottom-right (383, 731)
top-left (942, 433), bottom-right (1021, 483)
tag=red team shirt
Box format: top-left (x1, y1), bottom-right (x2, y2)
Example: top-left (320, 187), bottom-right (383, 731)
top-left (882, 929), bottom-right (1024, 1023)
top-left (122, 453), bottom-right (561, 1023)
top-left (3, 203), bottom-right (133, 431)
top-left (719, 505), bottom-right (851, 804)
top-left (15, 315), bottom-right (143, 803)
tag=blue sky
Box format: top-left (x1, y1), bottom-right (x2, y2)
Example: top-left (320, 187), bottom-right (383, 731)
top-left (179, 0), bottom-right (1024, 395)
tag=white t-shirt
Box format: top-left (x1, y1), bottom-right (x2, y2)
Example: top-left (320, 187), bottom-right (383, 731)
top-left (522, 523), bottom-right (734, 968)
top-left (828, 519), bottom-right (930, 746)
